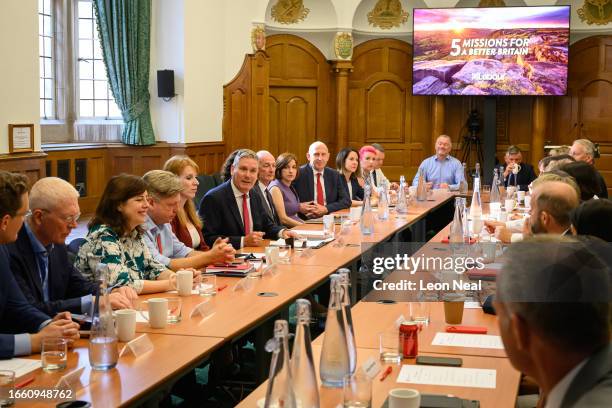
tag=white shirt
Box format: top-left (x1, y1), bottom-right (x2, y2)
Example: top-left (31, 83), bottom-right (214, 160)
top-left (312, 167), bottom-right (327, 205)
top-left (231, 180), bottom-right (285, 248)
top-left (231, 181), bottom-right (252, 248)
top-left (346, 178), bottom-right (353, 199)
top-left (545, 358), bottom-right (588, 408)
top-left (186, 223), bottom-right (200, 248)
top-left (258, 181), bottom-right (273, 213)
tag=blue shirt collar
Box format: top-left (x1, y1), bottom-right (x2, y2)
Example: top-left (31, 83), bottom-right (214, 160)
top-left (433, 154), bottom-right (451, 162)
top-left (144, 215), bottom-right (162, 234)
top-left (24, 222), bottom-right (52, 255)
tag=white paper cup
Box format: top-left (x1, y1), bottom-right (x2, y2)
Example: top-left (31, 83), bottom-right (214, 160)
top-left (115, 309), bottom-right (137, 342)
top-left (176, 270), bottom-right (193, 297)
top-left (504, 198), bottom-right (516, 212)
top-left (389, 388), bottom-right (420, 408)
top-left (147, 298), bottom-right (168, 329)
top-left (517, 190), bottom-right (525, 203)
top-left (489, 202), bottom-right (501, 218)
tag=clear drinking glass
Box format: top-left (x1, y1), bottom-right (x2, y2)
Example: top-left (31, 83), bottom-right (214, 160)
top-left (197, 274), bottom-right (217, 296)
top-left (343, 371), bottom-right (372, 408)
top-left (0, 370), bottom-right (15, 407)
top-left (167, 297), bottom-right (182, 323)
top-left (42, 338), bottom-right (67, 371)
top-left (409, 301), bottom-right (431, 325)
top-left (379, 332), bottom-right (401, 364)
top-left (277, 245), bottom-right (291, 263)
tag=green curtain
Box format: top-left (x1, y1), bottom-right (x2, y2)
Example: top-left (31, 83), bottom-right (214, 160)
top-left (93, 0), bottom-right (155, 145)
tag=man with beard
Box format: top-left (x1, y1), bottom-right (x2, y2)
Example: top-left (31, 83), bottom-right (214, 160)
top-left (486, 175), bottom-right (580, 243)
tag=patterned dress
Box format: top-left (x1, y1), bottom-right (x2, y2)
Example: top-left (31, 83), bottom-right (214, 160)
top-left (74, 224), bottom-right (166, 293)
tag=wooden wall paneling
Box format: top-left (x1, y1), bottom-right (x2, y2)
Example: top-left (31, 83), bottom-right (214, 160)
top-left (0, 153), bottom-right (47, 184)
top-left (550, 35), bottom-right (612, 195)
top-left (223, 53), bottom-right (253, 155)
top-left (350, 39), bottom-right (427, 182)
top-left (266, 35), bottom-right (333, 161)
top-left (184, 142), bottom-right (226, 175)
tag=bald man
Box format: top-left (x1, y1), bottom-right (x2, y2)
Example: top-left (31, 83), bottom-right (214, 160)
top-left (292, 141), bottom-right (351, 218)
top-left (493, 180), bottom-right (580, 243)
top-left (412, 135), bottom-right (464, 190)
top-left (255, 150), bottom-right (280, 224)
top-left (570, 139), bottom-right (608, 198)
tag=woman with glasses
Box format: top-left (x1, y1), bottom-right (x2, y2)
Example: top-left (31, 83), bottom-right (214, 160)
top-left (75, 174), bottom-right (177, 294)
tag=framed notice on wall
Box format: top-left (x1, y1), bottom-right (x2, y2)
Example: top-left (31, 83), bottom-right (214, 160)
top-left (8, 124), bottom-right (34, 153)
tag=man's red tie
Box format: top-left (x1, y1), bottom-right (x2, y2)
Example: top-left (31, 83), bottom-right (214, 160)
top-left (242, 194), bottom-right (251, 235)
top-left (156, 234), bottom-right (163, 253)
top-left (316, 173), bottom-right (325, 206)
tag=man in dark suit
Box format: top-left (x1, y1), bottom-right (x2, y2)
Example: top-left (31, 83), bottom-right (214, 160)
top-left (502, 145), bottom-right (536, 191)
top-left (0, 171), bottom-right (79, 358)
top-left (254, 150), bottom-right (280, 225)
top-left (292, 141), bottom-right (351, 218)
top-left (8, 177), bottom-right (135, 316)
top-left (199, 149), bottom-right (297, 249)
top-left (495, 236), bottom-right (612, 407)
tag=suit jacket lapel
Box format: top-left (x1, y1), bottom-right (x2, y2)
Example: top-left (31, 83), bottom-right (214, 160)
top-left (304, 164), bottom-right (314, 201)
top-left (223, 182), bottom-right (245, 232)
top-left (323, 167), bottom-right (334, 201)
top-left (16, 227), bottom-right (44, 300)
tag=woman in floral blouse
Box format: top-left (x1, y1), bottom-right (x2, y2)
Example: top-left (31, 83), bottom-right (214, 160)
top-left (75, 174), bottom-right (177, 294)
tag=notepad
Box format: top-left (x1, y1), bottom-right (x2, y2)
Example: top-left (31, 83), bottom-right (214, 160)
top-left (291, 229), bottom-right (327, 238)
top-left (432, 332), bottom-right (504, 349)
top-left (0, 358), bottom-right (41, 378)
top-left (397, 365), bottom-right (496, 389)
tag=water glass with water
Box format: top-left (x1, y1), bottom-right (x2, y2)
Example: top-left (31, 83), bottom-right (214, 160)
top-left (197, 274), bottom-right (217, 296)
top-left (379, 332), bottom-right (401, 364)
top-left (343, 371), bottom-right (372, 408)
top-left (409, 302), bottom-right (431, 325)
top-left (0, 371), bottom-right (15, 407)
top-left (167, 298), bottom-right (182, 323)
top-left (42, 338), bottom-right (67, 372)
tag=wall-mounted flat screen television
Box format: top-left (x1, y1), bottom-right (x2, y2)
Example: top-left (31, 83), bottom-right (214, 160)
top-left (412, 6), bottom-right (570, 96)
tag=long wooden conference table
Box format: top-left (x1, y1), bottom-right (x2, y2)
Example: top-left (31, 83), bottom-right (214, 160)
top-left (12, 191), bottom-right (520, 407)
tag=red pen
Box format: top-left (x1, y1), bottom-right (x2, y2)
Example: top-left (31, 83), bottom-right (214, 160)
top-left (15, 377), bottom-right (34, 388)
top-left (217, 284), bottom-right (228, 292)
top-left (379, 366), bottom-right (393, 381)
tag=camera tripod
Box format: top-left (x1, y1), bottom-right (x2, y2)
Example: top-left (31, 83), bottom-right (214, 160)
top-left (460, 130), bottom-right (485, 168)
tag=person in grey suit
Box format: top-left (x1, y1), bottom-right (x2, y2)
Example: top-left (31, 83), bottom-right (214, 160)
top-left (495, 236), bottom-right (611, 407)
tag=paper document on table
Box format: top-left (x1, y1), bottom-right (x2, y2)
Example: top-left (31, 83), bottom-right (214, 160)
top-left (432, 332), bottom-right (504, 349)
top-left (291, 229), bottom-right (327, 238)
top-left (136, 312), bottom-right (149, 323)
top-left (397, 365), bottom-right (496, 389)
top-left (0, 358), bottom-right (41, 378)
top-left (463, 301), bottom-right (481, 309)
top-left (166, 290), bottom-right (198, 295)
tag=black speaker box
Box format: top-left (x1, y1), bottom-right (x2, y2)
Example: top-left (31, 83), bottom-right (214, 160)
top-left (157, 70), bottom-right (175, 98)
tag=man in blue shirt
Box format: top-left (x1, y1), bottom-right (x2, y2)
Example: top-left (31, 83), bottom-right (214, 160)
top-left (142, 170), bottom-right (235, 270)
top-left (8, 177), bottom-right (136, 316)
top-left (0, 171), bottom-right (79, 358)
top-left (412, 135), bottom-right (464, 190)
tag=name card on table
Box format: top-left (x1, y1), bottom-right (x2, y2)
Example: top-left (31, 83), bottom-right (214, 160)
top-left (119, 334), bottom-right (153, 358)
top-left (190, 300), bottom-right (214, 319)
top-left (362, 357), bottom-right (382, 380)
top-left (397, 365), bottom-right (496, 389)
top-left (432, 332), bottom-right (504, 349)
top-left (55, 366), bottom-right (85, 390)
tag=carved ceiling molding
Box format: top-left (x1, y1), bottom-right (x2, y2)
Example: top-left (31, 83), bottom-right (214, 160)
top-left (270, 0), bottom-right (310, 25)
top-left (367, 0), bottom-right (409, 30)
top-left (578, 0), bottom-right (612, 25)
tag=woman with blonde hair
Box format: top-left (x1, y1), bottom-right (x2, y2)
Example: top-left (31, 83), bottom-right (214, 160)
top-left (163, 155), bottom-right (208, 251)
